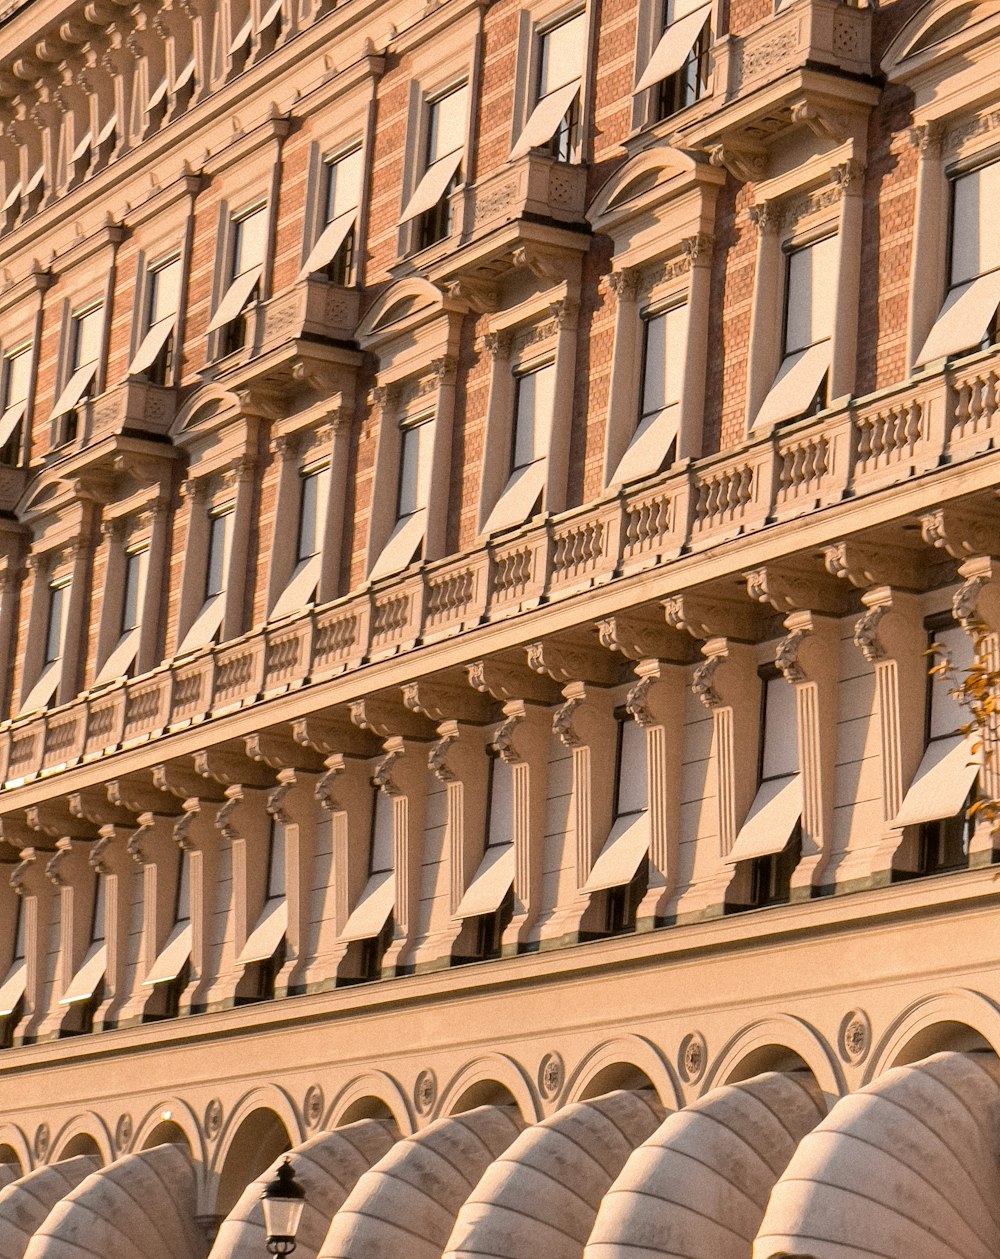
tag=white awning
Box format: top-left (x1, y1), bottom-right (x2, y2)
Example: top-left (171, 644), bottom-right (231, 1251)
top-left (270, 553), bottom-right (322, 621)
top-left (610, 404), bottom-right (679, 487)
top-left (369, 509), bottom-right (426, 581)
top-left (0, 399), bottom-right (26, 449)
top-left (400, 149), bottom-right (463, 223)
top-left (174, 56), bottom-right (196, 91)
top-left (893, 734), bottom-right (980, 829)
top-left (753, 341), bottom-right (830, 430)
top-left (18, 660), bottom-right (61, 717)
top-left (93, 626), bottom-right (141, 689)
top-left (340, 870), bottom-right (395, 942)
top-left (59, 942), bottom-right (107, 1005)
top-left (482, 459), bottom-right (546, 536)
top-left (50, 361), bottom-right (98, 421)
top-left (229, 13), bottom-right (252, 52)
top-left (70, 130), bottom-right (92, 162)
top-left (143, 921), bottom-right (193, 986)
top-left (96, 114), bottom-right (117, 146)
top-left (0, 959), bottom-right (26, 1017)
top-left (128, 318), bottom-right (175, 378)
top-left (206, 266), bottom-right (262, 334)
top-left (24, 166), bottom-right (44, 195)
top-left (145, 77), bottom-right (168, 113)
top-left (257, 0), bottom-right (283, 29)
top-left (635, 5), bottom-right (710, 93)
top-left (725, 774), bottom-right (802, 865)
top-left (176, 591), bottom-right (226, 656)
top-left (237, 898), bottom-right (287, 964)
top-left (2, 181), bottom-right (21, 211)
top-left (584, 811), bottom-right (651, 892)
top-left (297, 209), bottom-right (357, 280)
top-left (455, 844), bottom-right (515, 919)
top-left (509, 80), bottom-right (581, 161)
top-left (914, 271), bottom-right (1000, 366)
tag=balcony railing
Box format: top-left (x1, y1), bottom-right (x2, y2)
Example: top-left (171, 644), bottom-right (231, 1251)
top-left (1, 345), bottom-right (998, 788)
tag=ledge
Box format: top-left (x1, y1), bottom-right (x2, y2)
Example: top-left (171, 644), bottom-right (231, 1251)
top-left (1, 344), bottom-right (998, 791)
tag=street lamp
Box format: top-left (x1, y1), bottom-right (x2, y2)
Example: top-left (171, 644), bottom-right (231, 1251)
top-left (261, 1158), bottom-right (306, 1256)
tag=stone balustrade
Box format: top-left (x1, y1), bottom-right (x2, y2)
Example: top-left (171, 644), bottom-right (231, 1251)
top-left (1, 343), bottom-right (997, 789)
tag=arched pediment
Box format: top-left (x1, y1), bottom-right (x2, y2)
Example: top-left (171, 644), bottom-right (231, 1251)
top-left (169, 384), bottom-right (241, 439)
top-left (588, 147), bottom-right (722, 230)
top-left (883, 0), bottom-right (1000, 79)
top-left (356, 277), bottom-right (465, 351)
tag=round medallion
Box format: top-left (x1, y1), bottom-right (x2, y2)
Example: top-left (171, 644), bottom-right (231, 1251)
top-left (115, 1113), bottom-right (133, 1152)
top-left (34, 1123), bottom-right (49, 1160)
top-left (204, 1098), bottom-right (223, 1140)
top-left (414, 1070), bottom-right (437, 1115)
top-left (304, 1085), bottom-right (324, 1129)
top-left (538, 1052), bottom-right (564, 1101)
top-left (678, 1032), bottom-right (707, 1084)
top-left (839, 1009), bottom-right (871, 1064)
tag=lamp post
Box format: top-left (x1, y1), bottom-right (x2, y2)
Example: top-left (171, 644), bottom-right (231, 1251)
top-left (261, 1158), bottom-right (306, 1256)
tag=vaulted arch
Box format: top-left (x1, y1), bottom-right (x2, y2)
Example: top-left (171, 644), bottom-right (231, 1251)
top-left (318, 1107), bottom-right (524, 1258)
top-left (444, 1090), bottom-right (665, 1259)
top-left (755, 1052), bottom-right (1000, 1259)
top-left (209, 1121), bottom-right (399, 1259)
top-left (586, 1072), bottom-right (826, 1259)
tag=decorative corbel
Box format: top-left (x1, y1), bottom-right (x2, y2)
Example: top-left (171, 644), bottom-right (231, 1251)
top-left (525, 635), bottom-right (622, 686)
top-left (245, 731), bottom-right (325, 774)
top-left (193, 747), bottom-right (273, 788)
top-left (350, 695), bottom-right (435, 741)
top-left (372, 737), bottom-right (407, 794)
top-left (401, 675), bottom-right (495, 725)
top-left (920, 504), bottom-right (1000, 562)
top-left (597, 609), bottom-right (695, 663)
top-left (744, 562), bottom-right (848, 616)
top-left (663, 590), bottom-right (765, 643)
top-left (823, 539), bottom-right (927, 591)
top-left (467, 654), bottom-right (560, 704)
top-left (553, 681), bottom-right (586, 749)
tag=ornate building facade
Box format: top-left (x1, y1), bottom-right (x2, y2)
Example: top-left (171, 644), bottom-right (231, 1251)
top-left (0, 0), bottom-right (996, 1252)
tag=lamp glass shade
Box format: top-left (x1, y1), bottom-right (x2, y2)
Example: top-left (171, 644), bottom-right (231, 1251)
top-left (262, 1195), bottom-right (305, 1238)
top-left (261, 1158), bottom-right (306, 1243)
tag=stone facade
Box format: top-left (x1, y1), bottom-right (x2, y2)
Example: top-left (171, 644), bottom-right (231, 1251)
top-left (0, 0), bottom-right (997, 1252)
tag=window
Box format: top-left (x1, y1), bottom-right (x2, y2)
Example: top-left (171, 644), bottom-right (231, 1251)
top-left (236, 817), bottom-right (288, 1002)
top-left (177, 509), bottom-right (232, 655)
top-left (753, 234), bottom-right (838, 430)
top-left (51, 304), bottom-right (103, 446)
top-left (129, 256), bottom-right (182, 384)
top-left (369, 417), bottom-right (433, 581)
top-left (482, 362), bottom-right (555, 535)
top-left (341, 788), bottom-right (396, 978)
top-left (611, 304), bottom-right (686, 487)
top-left (94, 547), bottom-right (148, 687)
top-left (19, 577), bottom-right (71, 715)
top-left (0, 343), bottom-right (31, 466)
top-left (60, 874), bottom-right (107, 1035)
top-left (510, 11), bottom-right (585, 162)
top-left (0, 897), bottom-right (27, 1044)
top-left (44, 580), bottom-right (68, 669)
top-left (726, 673), bottom-right (802, 909)
top-left (256, 0), bottom-right (285, 57)
top-left (142, 848), bottom-right (192, 1019)
top-left (455, 755), bottom-right (517, 956)
top-left (207, 203), bottom-right (268, 354)
top-left (916, 160), bottom-right (1000, 366)
top-left (270, 466), bottom-right (329, 620)
top-left (892, 623), bottom-right (980, 874)
top-left (400, 84), bottom-right (468, 251)
top-left (636, 0), bottom-right (710, 121)
top-left (300, 145), bottom-right (363, 284)
top-left (583, 716), bottom-right (650, 933)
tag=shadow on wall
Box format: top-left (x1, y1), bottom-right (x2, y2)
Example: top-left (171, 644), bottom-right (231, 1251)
top-left (214, 1108), bottom-right (292, 1222)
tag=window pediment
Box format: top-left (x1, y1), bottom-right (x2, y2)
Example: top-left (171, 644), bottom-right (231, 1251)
top-left (589, 147), bottom-right (724, 272)
top-left (358, 279), bottom-right (466, 389)
top-left (884, 0), bottom-right (1000, 83)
